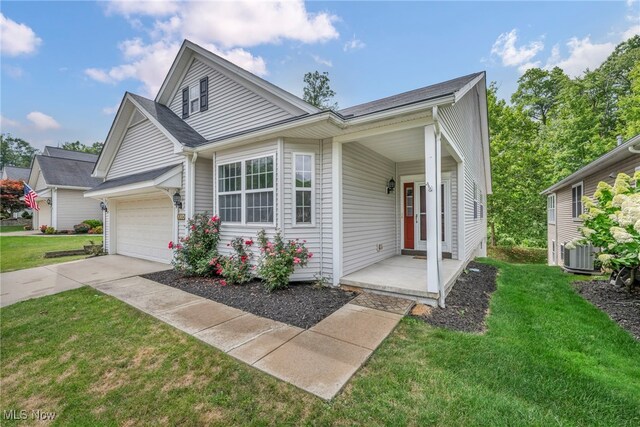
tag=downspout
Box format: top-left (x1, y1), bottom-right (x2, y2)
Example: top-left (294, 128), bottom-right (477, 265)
top-left (432, 106), bottom-right (446, 308)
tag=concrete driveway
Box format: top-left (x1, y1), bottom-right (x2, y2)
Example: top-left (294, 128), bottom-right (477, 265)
top-left (0, 255), bottom-right (170, 307)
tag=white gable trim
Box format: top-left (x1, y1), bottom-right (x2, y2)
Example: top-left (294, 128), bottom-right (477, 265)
top-left (156, 40), bottom-right (318, 115)
top-left (85, 165), bottom-right (183, 199)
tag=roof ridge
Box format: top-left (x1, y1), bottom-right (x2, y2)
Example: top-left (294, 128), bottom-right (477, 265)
top-left (38, 154), bottom-right (97, 164)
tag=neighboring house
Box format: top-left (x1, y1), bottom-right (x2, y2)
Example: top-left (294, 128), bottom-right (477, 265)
top-left (28, 147), bottom-right (103, 230)
top-left (542, 134), bottom-right (640, 271)
top-left (86, 40), bottom-right (491, 306)
top-left (1, 166), bottom-right (31, 218)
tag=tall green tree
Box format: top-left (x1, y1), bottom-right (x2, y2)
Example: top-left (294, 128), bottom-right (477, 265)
top-left (617, 61), bottom-right (640, 139)
top-left (60, 141), bottom-right (103, 154)
top-left (302, 71), bottom-right (338, 110)
top-left (0, 134), bottom-right (38, 169)
top-left (511, 67), bottom-right (567, 125)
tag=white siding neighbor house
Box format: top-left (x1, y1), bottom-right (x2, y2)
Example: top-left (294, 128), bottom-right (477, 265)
top-left (28, 147), bottom-right (103, 230)
top-left (542, 134), bottom-right (640, 272)
top-left (86, 40), bottom-right (491, 306)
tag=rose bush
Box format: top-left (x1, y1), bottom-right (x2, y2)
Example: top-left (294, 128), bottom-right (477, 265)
top-left (170, 213), bottom-right (221, 276)
top-left (215, 237), bottom-right (254, 285)
top-left (256, 229), bottom-right (312, 292)
top-left (570, 172), bottom-right (640, 290)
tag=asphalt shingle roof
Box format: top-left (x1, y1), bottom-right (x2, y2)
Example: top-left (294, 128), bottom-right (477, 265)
top-left (88, 164), bottom-right (180, 192)
top-left (43, 146), bottom-right (99, 162)
top-left (2, 166), bottom-right (31, 181)
top-left (128, 93), bottom-right (207, 148)
top-left (338, 72), bottom-right (484, 118)
top-left (36, 155), bottom-right (102, 189)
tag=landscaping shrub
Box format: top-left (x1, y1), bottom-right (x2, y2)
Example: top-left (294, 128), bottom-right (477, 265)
top-left (83, 219), bottom-right (102, 228)
top-left (23, 225), bottom-right (33, 231)
top-left (21, 211), bottom-right (32, 219)
top-left (89, 225), bottom-right (103, 234)
top-left (570, 172), bottom-right (640, 290)
top-left (216, 237), bottom-right (254, 285)
top-left (256, 229), bottom-right (312, 292)
top-left (170, 213), bottom-right (221, 276)
top-left (44, 226), bottom-right (56, 235)
top-left (73, 223), bottom-right (91, 234)
top-left (40, 225), bottom-right (48, 234)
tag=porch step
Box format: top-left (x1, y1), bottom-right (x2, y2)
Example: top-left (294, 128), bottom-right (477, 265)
top-left (349, 293), bottom-right (415, 315)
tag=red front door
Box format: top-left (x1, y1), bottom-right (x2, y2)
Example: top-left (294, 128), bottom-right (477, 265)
top-left (404, 183), bottom-right (415, 249)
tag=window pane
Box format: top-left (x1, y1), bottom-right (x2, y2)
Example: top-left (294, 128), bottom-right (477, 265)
top-left (246, 157), bottom-right (274, 191)
top-left (218, 162), bottom-right (241, 193)
top-left (295, 190), bottom-right (312, 223)
top-left (246, 191), bottom-right (273, 223)
top-left (219, 194), bottom-right (241, 222)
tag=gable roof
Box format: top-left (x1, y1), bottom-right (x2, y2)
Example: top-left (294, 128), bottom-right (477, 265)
top-left (156, 40), bottom-right (319, 115)
top-left (1, 166), bottom-right (30, 181)
top-left (339, 72), bottom-right (485, 118)
top-left (43, 146), bottom-right (99, 162)
top-left (128, 93), bottom-right (206, 147)
top-left (35, 154), bottom-right (102, 189)
top-left (87, 164), bottom-right (179, 193)
top-left (542, 133), bottom-right (640, 194)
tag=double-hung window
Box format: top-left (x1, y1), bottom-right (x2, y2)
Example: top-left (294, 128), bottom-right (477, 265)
top-left (245, 156), bottom-right (274, 223)
top-left (572, 183), bottom-right (583, 220)
top-left (218, 162), bottom-right (242, 222)
top-left (294, 153), bottom-right (314, 225)
top-left (547, 194), bottom-right (556, 224)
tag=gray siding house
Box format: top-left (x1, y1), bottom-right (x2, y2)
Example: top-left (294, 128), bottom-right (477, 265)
top-left (542, 134), bottom-right (640, 270)
top-left (28, 147), bottom-right (102, 230)
top-left (86, 40), bottom-right (491, 306)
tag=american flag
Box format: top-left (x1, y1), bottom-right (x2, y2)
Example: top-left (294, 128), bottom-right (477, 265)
top-left (23, 182), bottom-right (39, 211)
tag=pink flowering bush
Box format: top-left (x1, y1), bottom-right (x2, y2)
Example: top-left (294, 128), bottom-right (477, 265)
top-left (256, 229), bottom-right (312, 292)
top-left (215, 237), bottom-right (254, 285)
top-left (170, 213), bottom-right (221, 276)
top-left (571, 172), bottom-right (640, 290)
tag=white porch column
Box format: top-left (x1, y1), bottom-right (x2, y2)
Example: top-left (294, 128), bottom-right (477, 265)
top-left (424, 124), bottom-right (443, 304)
top-left (51, 187), bottom-right (58, 230)
top-left (331, 139), bottom-right (343, 287)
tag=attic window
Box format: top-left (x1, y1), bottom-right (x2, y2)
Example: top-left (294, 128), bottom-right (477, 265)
top-left (189, 86), bottom-right (200, 114)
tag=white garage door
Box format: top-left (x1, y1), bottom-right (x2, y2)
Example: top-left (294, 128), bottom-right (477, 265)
top-left (116, 197), bottom-right (173, 263)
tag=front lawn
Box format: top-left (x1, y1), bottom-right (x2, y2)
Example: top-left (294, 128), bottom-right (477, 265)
top-left (1, 261), bottom-right (638, 425)
top-left (0, 225), bottom-right (26, 233)
top-left (0, 236), bottom-right (103, 272)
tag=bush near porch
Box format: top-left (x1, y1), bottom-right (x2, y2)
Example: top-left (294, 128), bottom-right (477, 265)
top-left (487, 245), bottom-right (547, 264)
top-left (1, 261), bottom-right (638, 425)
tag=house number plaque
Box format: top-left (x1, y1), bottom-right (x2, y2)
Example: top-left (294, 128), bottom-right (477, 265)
top-left (177, 213), bottom-right (186, 220)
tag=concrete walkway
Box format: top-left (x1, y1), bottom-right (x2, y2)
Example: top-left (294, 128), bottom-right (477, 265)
top-left (0, 255), bottom-right (169, 307)
top-left (93, 276), bottom-right (411, 400)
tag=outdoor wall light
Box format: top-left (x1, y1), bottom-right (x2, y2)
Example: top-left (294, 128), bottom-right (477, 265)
top-left (46, 198), bottom-right (52, 205)
top-left (100, 201), bottom-right (108, 213)
top-left (173, 191), bottom-right (183, 209)
top-left (386, 178), bottom-right (396, 194)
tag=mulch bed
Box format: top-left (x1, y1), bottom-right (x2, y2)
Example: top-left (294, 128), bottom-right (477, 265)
top-left (574, 280), bottom-right (640, 340)
top-left (411, 261), bottom-right (498, 333)
top-left (141, 270), bottom-right (356, 329)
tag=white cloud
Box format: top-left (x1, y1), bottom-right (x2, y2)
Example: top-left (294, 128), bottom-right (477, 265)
top-left (105, 0), bottom-right (179, 17)
top-left (311, 54), bottom-right (332, 67)
top-left (343, 36), bottom-right (365, 52)
top-left (26, 112), bottom-right (61, 131)
top-left (102, 103), bottom-right (120, 115)
top-left (622, 20), bottom-right (640, 40)
top-left (0, 115), bottom-right (20, 131)
top-left (0, 13), bottom-right (42, 56)
top-left (3, 65), bottom-right (23, 78)
top-left (545, 36), bottom-right (615, 77)
top-left (491, 29), bottom-right (544, 69)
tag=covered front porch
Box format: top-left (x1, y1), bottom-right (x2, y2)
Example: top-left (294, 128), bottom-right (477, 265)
top-left (336, 114), bottom-right (467, 306)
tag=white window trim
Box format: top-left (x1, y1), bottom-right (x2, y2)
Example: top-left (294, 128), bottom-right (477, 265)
top-left (571, 181), bottom-right (584, 221)
top-left (292, 152), bottom-right (316, 227)
top-left (216, 153), bottom-right (277, 227)
top-left (548, 193), bottom-right (556, 225)
top-left (189, 85), bottom-right (200, 114)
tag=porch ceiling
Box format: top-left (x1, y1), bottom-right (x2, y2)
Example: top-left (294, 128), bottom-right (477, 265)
top-left (355, 127), bottom-right (425, 162)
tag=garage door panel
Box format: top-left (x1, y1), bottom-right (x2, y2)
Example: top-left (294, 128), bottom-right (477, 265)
top-left (116, 197), bottom-right (173, 263)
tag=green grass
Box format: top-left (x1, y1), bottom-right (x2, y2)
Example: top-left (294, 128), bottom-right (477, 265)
top-left (0, 225), bottom-right (27, 233)
top-left (0, 236), bottom-right (103, 272)
top-left (1, 261), bottom-right (638, 426)
top-left (488, 245), bottom-right (548, 264)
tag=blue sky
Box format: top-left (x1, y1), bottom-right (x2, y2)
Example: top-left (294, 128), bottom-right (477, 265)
top-left (1, 1), bottom-right (638, 150)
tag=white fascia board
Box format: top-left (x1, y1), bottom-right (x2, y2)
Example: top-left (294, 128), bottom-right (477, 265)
top-left (93, 93), bottom-right (129, 178)
top-left (453, 73), bottom-right (485, 103)
top-left (345, 95), bottom-right (454, 126)
top-left (84, 165), bottom-right (182, 199)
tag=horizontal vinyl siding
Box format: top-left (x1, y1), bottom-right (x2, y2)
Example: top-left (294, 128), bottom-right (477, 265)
top-left (283, 139), bottom-right (322, 280)
top-left (55, 189), bottom-right (102, 230)
top-left (107, 119), bottom-right (183, 180)
top-left (438, 86), bottom-right (487, 260)
top-left (104, 211), bottom-right (110, 254)
top-left (35, 170), bottom-right (47, 191)
top-left (169, 59), bottom-right (294, 141)
top-left (548, 223), bottom-right (557, 265)
top-left (342, 142), bottom-right (396, 275)
top-left (194, 157), bottom-right (213, 214)
top-left (555, 154), bottom-right (640, 251)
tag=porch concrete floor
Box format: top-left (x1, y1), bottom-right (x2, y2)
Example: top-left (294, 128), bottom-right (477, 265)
top-left (340, 255), bottom-right (465, 301)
